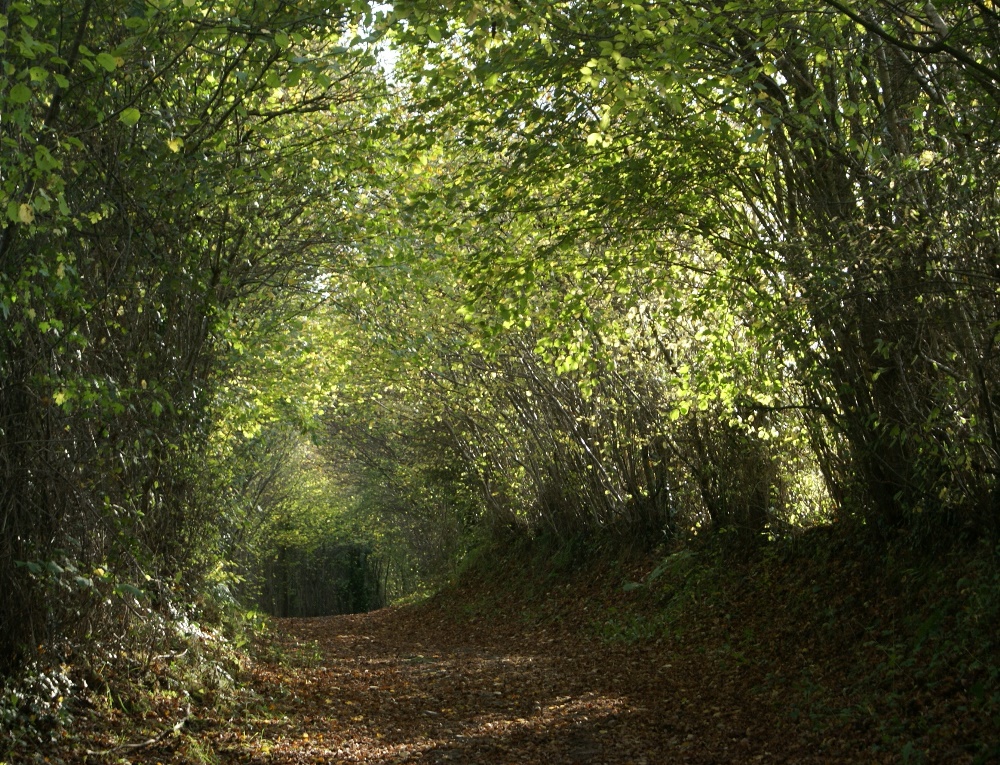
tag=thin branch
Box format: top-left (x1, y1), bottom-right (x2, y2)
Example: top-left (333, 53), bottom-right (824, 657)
top-left (86, 703), bottom-right (192, 757)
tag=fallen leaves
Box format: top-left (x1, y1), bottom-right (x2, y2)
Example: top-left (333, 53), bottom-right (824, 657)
top-left (147, 605), bottom-right (787, 765)
top-left (10, 541), bottom-right (997, 764)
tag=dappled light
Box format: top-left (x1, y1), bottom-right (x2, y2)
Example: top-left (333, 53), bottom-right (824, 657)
top-left (2, 0), bottom-right (999, 761)
top-left (155, 602), bottom-right (776, 764)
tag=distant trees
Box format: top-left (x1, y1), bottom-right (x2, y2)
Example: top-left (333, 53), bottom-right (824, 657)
top-left (260, 542), bottom-right (387, 617)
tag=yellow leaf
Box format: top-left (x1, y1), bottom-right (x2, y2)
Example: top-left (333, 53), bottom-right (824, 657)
top-left (18, 204), bottom-right (34, 224)
top-left (167, 137), bottom-right (183, 153)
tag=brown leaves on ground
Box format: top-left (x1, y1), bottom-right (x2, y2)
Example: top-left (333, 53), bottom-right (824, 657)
top-left (60, 606), bottom-right (867, 761)
top-left (170, 605), bottom-right (799, 765)
top-left (15, 541), bottom-right (997, 764)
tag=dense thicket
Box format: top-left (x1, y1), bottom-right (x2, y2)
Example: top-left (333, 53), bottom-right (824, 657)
top-left (317, 0), bottom-right (999, 556)
top-left (0, 0), bottom-right (381, 675)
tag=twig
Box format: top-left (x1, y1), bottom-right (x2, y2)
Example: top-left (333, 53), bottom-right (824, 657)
top-left (85, 704), bottom-right (191, 757)
top-left (151, 648), bottom-right (190, 662)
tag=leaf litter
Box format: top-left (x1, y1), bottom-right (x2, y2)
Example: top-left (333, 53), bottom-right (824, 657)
top-left (10, 543), bottom-right (997, 764)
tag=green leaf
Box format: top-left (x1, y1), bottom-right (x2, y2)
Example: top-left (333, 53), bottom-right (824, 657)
top-left (427, 25), bottom-right (442, 43)
top-left (96, 52), bottom-right (118, 71)
top-left (8, 82), bottom-right (31, 103)
top-left (34, 144), bottom-right (60, 171)
top-left (119, 107), bottom-right (140, 125)
top-left (114, 583), bottom-right (146, 600)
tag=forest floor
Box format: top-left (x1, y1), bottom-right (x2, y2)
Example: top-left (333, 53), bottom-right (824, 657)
top-left (9, 533), bottom-right (1000, 764)
top-left (191, 604), bottom-right (819, 764)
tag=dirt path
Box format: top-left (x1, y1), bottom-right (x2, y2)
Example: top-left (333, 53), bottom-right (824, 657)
top-left (199, 603), bottom-right (850, 764)
top-left (16, 549), bottom-right (988, 763)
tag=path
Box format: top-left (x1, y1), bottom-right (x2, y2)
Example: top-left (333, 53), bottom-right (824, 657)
top-left (201, 602), bottom-right (848, 764)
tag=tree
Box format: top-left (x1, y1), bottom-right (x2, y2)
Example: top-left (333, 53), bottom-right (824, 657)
top-left (374, 0), bottom-right (1000, 542)
top-left (0, 0), bottom-right (384, 674)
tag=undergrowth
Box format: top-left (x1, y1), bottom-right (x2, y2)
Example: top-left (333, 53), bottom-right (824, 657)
top-left (0, 587), bottom-right (269, 763)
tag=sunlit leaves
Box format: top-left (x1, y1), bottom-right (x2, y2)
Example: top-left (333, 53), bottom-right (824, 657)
top-left (16, 203), bottom-right (35, 224)
top-left (95, 52), bottom-right (119, 71)
top-left (0, 0), bottom-right (391, 673)
top-left (370, 0), bottom-right (1000, 538)
top-left (118, 107), bottom-right (140, 125)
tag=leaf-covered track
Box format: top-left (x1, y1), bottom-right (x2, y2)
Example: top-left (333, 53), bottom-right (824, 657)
top-left (196, 604), bottom-right (858, 764)
top-left (13, 538), bottom-right (995, 764)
